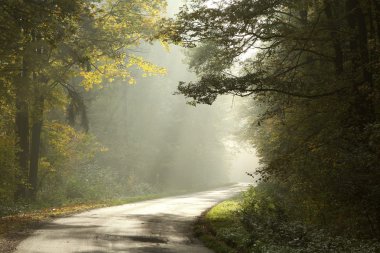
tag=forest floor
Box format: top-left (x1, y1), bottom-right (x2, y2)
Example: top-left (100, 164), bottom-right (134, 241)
top-left (0, 194), bottom-right (170, 253)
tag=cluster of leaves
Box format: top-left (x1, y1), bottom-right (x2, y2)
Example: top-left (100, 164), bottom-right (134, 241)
top-left (165, 0), bottom-right (380, 239)
top-left (0, 0), bottom-right (167, 203)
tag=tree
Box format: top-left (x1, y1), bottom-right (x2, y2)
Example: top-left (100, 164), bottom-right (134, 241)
top-left (163, 0), bottom-right (380, 235)
top-left (0, 0), bottom-right (166, 200)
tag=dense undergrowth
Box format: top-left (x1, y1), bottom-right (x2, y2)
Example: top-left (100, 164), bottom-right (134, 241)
top-left (0, 178), bottom-right (156, 218)
top-left (170, 0), bottom-right (380, 246)
top-left (197, 185), bottom-right (380, 253)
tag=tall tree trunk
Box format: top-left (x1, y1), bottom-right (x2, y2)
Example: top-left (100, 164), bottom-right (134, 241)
top-left (324, 0), bottom-right (344, 75)
top-left (346, 0), bottom-right (379, 234)
top-left (372, 0), bottom-right (380, 42)
top-left (346, 0), bottom-right (375, 127)
top-left (28, 95), bottom-right (44, 200)
top-left (14, 58), bottom-right (29, 200)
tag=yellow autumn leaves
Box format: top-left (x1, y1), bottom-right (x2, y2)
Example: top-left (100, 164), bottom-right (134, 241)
top-left (79, 0), bottom-right (168, 90)
top-left (80, 55), bottom-right (166, 90)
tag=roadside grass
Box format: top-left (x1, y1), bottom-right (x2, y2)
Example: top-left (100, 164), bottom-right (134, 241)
top-left (196, 187), bottom-right (380, 253)
top-left (195, 197), bottom-right (250, 253)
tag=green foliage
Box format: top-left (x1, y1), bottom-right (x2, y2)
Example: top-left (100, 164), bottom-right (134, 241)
top-left (199, 187), bottom-right (380, 253)
top-left (0, 0), bottom-right (168, 203)
top-left (0, 95), bottom-right (16, 203)
top-left (167, 0), bottom-right (380, 240)
top-left (0, 135), bottom-right (17, 203)
top-left (206, 199), bottom-right (250, 249)
top-left (239, 185), bottom-right (380, 253)
top-left (185, 41), bottom-right (233, 76)
top-left (36, 122), bottom-right (96, 201)
top-left (195, 198), bottom-right (247, 253)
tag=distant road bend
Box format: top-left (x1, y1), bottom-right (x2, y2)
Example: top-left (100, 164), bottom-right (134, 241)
top-left (15, 184), bottom-right (248, 253)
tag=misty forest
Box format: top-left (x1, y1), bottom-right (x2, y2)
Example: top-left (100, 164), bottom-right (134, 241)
top-left (0, 0), bottom-right (380, 253)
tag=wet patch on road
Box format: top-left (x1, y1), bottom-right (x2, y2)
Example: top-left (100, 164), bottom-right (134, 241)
top-left (96, 234), bottom-right (168, 244)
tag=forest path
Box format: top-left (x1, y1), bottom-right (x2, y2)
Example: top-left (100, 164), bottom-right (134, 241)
top-left (15, 184), bottom-right (248, 253)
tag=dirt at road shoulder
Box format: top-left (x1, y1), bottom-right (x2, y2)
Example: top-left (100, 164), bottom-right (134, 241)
top-left (0, 223), bottom-right (44, 253)
top-left (0, 204), bottom-right (103, 253)
top-left (0, 194), bottom-right (169, 253)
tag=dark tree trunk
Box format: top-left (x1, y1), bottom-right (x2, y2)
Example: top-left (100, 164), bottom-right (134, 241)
top-left (346, 0), bottom-right (375, 127)
top-left (28, 95), bottom-right (44, 200)
top-left (372, 0), bottom-right (380, 42)
top-left (324, 0), bottom-right (344, 75)
top-left (14, 59), bottom-right (30, 200)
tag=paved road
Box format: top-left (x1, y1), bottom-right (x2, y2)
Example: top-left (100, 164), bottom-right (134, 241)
top-left (15, 184), bottom-right (248, 253)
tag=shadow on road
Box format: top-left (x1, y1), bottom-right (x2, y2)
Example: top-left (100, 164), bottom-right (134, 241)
top-left (15, 184), bottom-right (247, 253)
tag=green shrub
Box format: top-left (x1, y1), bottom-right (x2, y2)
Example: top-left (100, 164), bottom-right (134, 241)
top-left (238, 184), bottom-right (380, 253)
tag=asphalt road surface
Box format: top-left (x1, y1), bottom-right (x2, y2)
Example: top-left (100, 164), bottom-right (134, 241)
top-left (15, 184), bottom-right (248, 253)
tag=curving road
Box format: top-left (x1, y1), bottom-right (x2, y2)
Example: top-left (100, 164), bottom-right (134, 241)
top-left (15, 184), bottom-right (248, 253)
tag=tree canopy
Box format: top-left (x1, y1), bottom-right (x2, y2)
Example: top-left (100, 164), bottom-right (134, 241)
top-left (0, 0), bottom-right (167, 200)
top-left (163, 0), bottom-right (380, 236)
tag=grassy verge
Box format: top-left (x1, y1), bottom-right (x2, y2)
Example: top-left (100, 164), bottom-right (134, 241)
top-left (195, 198), bottom-right (249, 253)
top-left (196, 187), bottom-right (380, 253)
